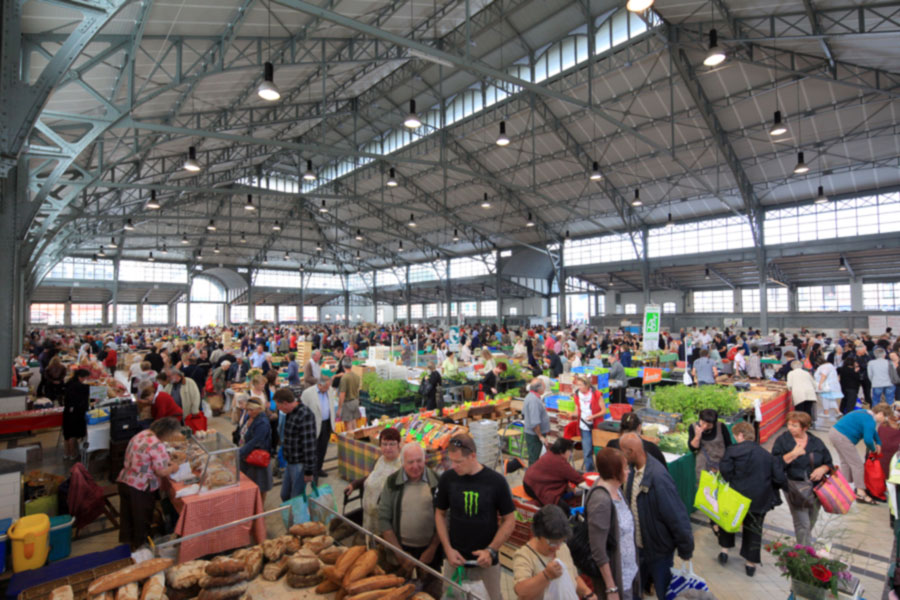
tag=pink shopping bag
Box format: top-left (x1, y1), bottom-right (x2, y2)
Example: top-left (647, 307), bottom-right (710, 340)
top-left (814, 467), bottom-right (855, 514)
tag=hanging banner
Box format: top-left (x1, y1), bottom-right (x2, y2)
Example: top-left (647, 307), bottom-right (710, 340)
top-left (449, 326), bottom-right (460, 352)
top-left (642, 305), bottom-right (661, 353)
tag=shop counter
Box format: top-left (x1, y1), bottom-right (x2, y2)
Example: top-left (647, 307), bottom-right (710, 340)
top-left (0, 407), bottom-right (63, 435)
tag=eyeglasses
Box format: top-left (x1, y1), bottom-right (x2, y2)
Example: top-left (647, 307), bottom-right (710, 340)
top-left (545, 538), bottom-right (565, 548)
top-left (380, 441), bottom-right (399, 447)
top-left (449, 438), bottom-right (474, 451)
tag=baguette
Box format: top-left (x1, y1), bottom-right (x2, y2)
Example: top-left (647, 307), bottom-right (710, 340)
top-left (335, 589), bottom-right (347, 600)
top-left (314, 580), bottom-right (341, 594)
top-left (289, 521), bottom-right (326, 538)
top-left (321, 565), bottom-right (342, 585)
top-left (342, 549), bottom-right (378, 587)
top-left (116, 583), bottom-right (139, 600)
top-left (346, 589), bottom-right (399, 600)
top-left (334, 546), bottom-right (366, 579)
top-left (318, 545), bottom-right (345, 564)
top-left (204, 557), bottom-right (246, 577)
top-left (380, 584), bottom-right (416, 600)
top-left (88, 559), bottom-right (174, 596)
top-left (196, 581), bottom-right (248, 600)
top-left (50, 586), bottom-right (74, 600)
top-left (345, 575), bottom-right (405, 595)
top-left (302, 534), bottom-right (333, 554)
top-left (286, 556), bottom-right (320, 576)
top-left (140, 573), bottom-right (165, 600)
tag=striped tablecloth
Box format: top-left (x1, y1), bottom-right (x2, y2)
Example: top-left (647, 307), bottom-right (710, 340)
top-left (163, 472), bottom-right (267, 562)
top-left (335, 434), bottom-right (451, 481)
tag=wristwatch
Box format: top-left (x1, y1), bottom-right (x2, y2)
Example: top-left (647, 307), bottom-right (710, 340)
top-left (605, 586), bottom-right (619, 594)
top-left (487, 548), bottom-right (498, 564)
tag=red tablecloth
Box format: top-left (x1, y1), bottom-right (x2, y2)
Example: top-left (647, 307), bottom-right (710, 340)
top-left (758, 391), bottom-right (791, 443)
top-left (162, 472), bottom-right (267, 562)
top-left (0, 407), bottom-right (63, 434)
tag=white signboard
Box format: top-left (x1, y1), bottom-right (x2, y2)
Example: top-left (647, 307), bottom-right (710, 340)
top-left (642, 305), bottom-right (661, 352)
top-left (448, 326), bottom-right (460, 352)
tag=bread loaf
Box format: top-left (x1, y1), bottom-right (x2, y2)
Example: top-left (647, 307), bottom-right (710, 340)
top-left (289, 522), bottom-right (326, 538)
top-left (301, 534), bottom-right (333, 554)
top-left (411, 594), bottom-right (436, 600)
top-left (140, 573), bottom-right (165, 600)
top-left (204, 557), bottom-right (246, 577)
top-left (333, 546), bottom-right (366, 579)
top-left (285, 572), bottom-right (323, 588)
top-left (198, 572), bottom-right (247, 589)
top-left (88, 559), bottom-right (174, 596)
top-left (116, 583), bottom-right (139, 600)
top-left (262, 537), bottom-right (286, 562)
top-left (342, 550), bottom-right (378, 587)
top-left (166, 560), bottom-right (209, 589)
top-left (282, 534), bottom-right (301, 554)
top-left (196, 581), bottom-right (248, 600)
top-left (286, 556), bottom-right (320, 576)
top-left (314, 580), bottom-right (340, 594)
top-left (241, 546), bottom-right (264, 578)
top-left (261, 556), bottom-right (289, 581)
top-left (50, 585), bottom-right (74, 600)
top-left (346, 589), bottom-right (399, 600)
top-left (345, 575), bottom-right (405, 595)
top-left (380, 584), bottom-right (416, 600)
top-left (318, 545), bottom-right (345, 564)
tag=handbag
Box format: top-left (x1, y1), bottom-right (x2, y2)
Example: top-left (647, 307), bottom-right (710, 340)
top-left (786, 449), bottom-right (817, 509)
top-left (245, 449), bottom-right (271, 467)
top-left (865, 452), bottom-right (887, 501)
top-left (567, 487), bottom-right (616, 580)
top-left (814, 467), bottom-right (855, 514)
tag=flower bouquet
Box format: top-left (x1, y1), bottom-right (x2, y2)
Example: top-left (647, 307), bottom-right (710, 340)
top-left (765, 540), bottom-right (851, 599)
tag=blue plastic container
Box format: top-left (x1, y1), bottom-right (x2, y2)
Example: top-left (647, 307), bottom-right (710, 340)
top-left (544, 394), bottom-right (569, 410)
top-left (47, 514), bottom-right (74, 563)
top-left (0, 518), bottom-right (11, 573)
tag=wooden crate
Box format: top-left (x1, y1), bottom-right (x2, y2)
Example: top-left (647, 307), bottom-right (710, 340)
top-left (18, 557), bottom-right (134, 600)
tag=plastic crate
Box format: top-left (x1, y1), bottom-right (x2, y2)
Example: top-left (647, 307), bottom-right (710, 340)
top-left (85, 408), bottom-right (109, 425)
top-left (48, 515), bottom-right (74, 563)
top-left (636, 407), bottom-right (681, 430)
top-left (544, 394), bottom-right (569, 410)
top-left (0, 518), bottom-right (11, 573)
top-left (607, 404), bottom-right (633, 421)
top-left (361, 399), bottom-right (400, 420)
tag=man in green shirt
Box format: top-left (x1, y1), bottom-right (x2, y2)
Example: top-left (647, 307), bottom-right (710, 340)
top-left (337, 356), bottom-right (361, 426)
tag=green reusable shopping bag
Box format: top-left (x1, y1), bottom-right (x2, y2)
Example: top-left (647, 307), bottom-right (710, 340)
top-left (693, 470), bottom-right (751, 533)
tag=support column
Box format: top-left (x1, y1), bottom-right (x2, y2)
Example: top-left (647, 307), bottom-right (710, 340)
top-left (371, 278), bottom-right (378, 324)
top-left (299, 275), bottom-right (305, 324)
top-left (247, 272), bottom-right (254, 325)
top-left (111, 258), bottom-right (120, 328)
top-left (0, 171), bottom-right (22, 387)
top-left (186, 275), bottom-right (193, 328)
top-left (445, 260), bottom-right (452, 325)
top-left (136, 303), bottom-right (144, 326)
top-left (754, 210), bottom-right (769, 334)
top-left (344, 275), bottom-right (350, 326)
top-left (640, 229), bottom-right (651, 307)
top-left (495, 268), bottom-right (503, 326)
top-left (555, 244), bottom-right (567, 327)
top-left (405, 265), bottom-right (411, 325)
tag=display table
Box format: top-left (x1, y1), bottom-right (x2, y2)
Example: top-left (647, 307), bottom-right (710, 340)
top-left (162, 472), bottom-right (266, 562)
top-left (335, 434), bottom-right (451, 481)
top-left (757, 390), bottom-right (792, 443)
top-left (0, 407), bottom-right (63, 435)
top-left (667, 452), bottom-right (697, 515)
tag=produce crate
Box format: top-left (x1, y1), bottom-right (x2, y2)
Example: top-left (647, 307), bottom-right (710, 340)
top-left (361, 399), bottom-right (400, 420)
top-left (636, 407), bottom-right (681, 430)
top-left (500, 423), bottom-right (527, 459)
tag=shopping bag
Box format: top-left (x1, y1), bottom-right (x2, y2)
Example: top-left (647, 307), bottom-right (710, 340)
top-left (184, 412), bottom-right (207, 433)
top-left (442, 566), bottom-right (490, 600)
top-left (865, 452), bottom-right (887, 501)
top-left (666, 560), bottom-right (710, 600)
top-left (308, 483), bottom-right (337, 526)
top-left (693, 470), bottom-right (750, 533)
top-left (280, 491), bottom-right (311, 529)
top-left (814, 467), bottom-right (855, 514)
top-left (545, 559), bottom-right (578, 600)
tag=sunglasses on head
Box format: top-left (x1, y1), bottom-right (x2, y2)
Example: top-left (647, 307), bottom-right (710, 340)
top-left (449, 438), bottom-right (473, 451)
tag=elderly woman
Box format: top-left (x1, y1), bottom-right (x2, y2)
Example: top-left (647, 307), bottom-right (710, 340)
top-left (164, 368), bottom-right (201, 416)
top-left (116, 417), bottom-right (183, 549)
top-left (771, 411), bottom-right (834, 545)
top-left (513, 504), bottom-right (594, 600)
top-left (585, 447), bottom-right (639, 600)
top-left (715, 422), bottom-right (785, 577)
top-left (574, 375), bottom-right (606, 472)
top-left (239, 396), bottom-right (273, 502)
top-left (62, 368), bottom-right (91, 460)
top-left (786, 359), bottom-right (818, 418)
top-left (523, 438), bottom-right (584, 511)
top-left (829, 404), bottom-right (891, 505)
top-left (343, 427), bottom-right (403, 532)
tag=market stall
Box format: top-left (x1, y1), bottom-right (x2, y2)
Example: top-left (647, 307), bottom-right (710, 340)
top-left (0, 407), bottom-right (63, 435)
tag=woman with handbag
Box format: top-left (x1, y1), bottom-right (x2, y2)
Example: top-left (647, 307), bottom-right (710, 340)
top-left (771, 411), bottom-right (834, 545)
top-left (239, 396), bottom-right (273, 502)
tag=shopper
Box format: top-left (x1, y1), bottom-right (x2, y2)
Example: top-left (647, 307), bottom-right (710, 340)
top-left (513, 504), bottom-right (594, 600)
top-left (546, 349), bottom-right (564, 378)
top-left (829, 404), bottom-right (891, 504)
top-left (344, 427), bottom-right (403, 532)
top-left (285, 352), bottom-right (300, 386)
top-left (608, 353), bottom-right (627, 403)
top-left (688, 408), bottom-right (733, 480)
top-left (480, 361), bottom-right (507, 396)
top-left (691, 349), bottom-right (718, 385)
top-left (869, 347), bottom-right (896, 405)
top-left (786, 360), bottom-right (818, 419)
top-left (164, 368), bottom-right (201, 417)
top-left (62, 368), bottom-right (91, 460)
top-left (522, 438), bottom-right (584, 511)
top-left (523, 378), bottom-right (550, 465)
top-left (238, 397), bottom-right (273, 502)
top-left (442, 350), bottom-right (460, 379)
top-left (434, 434), bottom-right (515, 599)
top-left (299, 375), bottom-right (337, 481)
top-left (837, 355), bottom-right (862, 415)
top-left (620, 433), bottom-right (693, 600)
top-left (275, 387), bottom-right (317, 501)
top-left (422, 361), bottom-right (442, 411)
top-left (771, 411), bottom-right (833, 545)
top-left (303, 350), bottom-right (322, 389)
top-left (378, 443), bottom-right (442, 598)
top-left (116, 417), bottom-right (182, 550)
top-left (814, 356), bottom-right (842, 422)
top-left (715, 422), bottom-right (785, 576)
top-left (606, 412), bottom-right (667, 468)
top-left (574, 375), bottom-right (606, 471)
top-left (585, 447), bottom-right (639, 600)
top-left (337, 356), bottom-right (361, 425)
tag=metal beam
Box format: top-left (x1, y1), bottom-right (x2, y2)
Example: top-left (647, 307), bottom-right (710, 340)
top-left (705, 265), bottom-right (736, 289)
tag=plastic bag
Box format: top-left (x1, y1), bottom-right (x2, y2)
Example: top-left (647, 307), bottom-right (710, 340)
top-left (865, 452), bottom-right (887, 500)
top-left (693, 471), bottom-right (750, 533)
top-left (442, 566), bottom-right (490, 600)
top-left (309, 483), bottom-right (337, 525)
top-left (280, 492), bottom-right (311, 530)
top-left (545, 559), bottom-right (578, 600)
top-left (666, 560), bottom-right (710, 600)
top-left (683, 371), bottom-right (693, 386)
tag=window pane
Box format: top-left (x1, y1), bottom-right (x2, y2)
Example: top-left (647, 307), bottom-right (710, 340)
top-left (71, 304), bottom-right (103, 325)
top-left (797, 285), bottom-right (851, 312)
top-left (144, 304), bottom-right (169, 325)
top-left (116, 304), bottom-right (137, 325)
top-left (30, 303), bottom-right (65, 325)
top-left (693, 290), bottom-right (734, 313)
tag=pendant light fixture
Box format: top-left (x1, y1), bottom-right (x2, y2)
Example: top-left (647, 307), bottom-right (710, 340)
top-left (814, 185), bottom-right (828, 204)
top-left (245, 194), bottom-right (255, 211)
top-left (666, 212), bottom-right (674, 228)
top-left (315, 240), bottom-right (323, 252)
top-left (161, 244), bottom-right (168, 255)
top-left (355, 229), bottom-right (363, 241)
top-left (793, 151), bottom-right (809, 174)
top-left (124, 218), bottom-right (135, 231)
top-left (148, 252), bottom-right (155, 262)
top-left (206, 219), bottom-right (216, 231)
top-left (398, 240), bottom-right (404, 252)
top-left (197, 249), bottom-right (203, 261)
top-left (183, 146), bottom-right (201, 172)
top-left (146, 190), bottom-right (160, 210)
top-left (452, 229), bottom-right (459, 242)
top-left (108, 237), bottom-right (117, 249)
top-left (240, 232), bottom-right (247, 243)
top-left (262, 253), bottom-right (269, 265)
top-left (284, 251), bottom-right (290, 261)
top-left (481, 193), bottom-right (491, 209)
top-left (631, 189), bottom-right (642, 207)
top-left (272, 220), bottom-right (282, 231)
top-left (589, 161), bottom-right (603, 181)
top-left (303, 160), bottom-right (316, 181)
top-left (626, 0), bottom-right (654, 12)
top-left (769, 110), bottom-right (787, 137)
top-left (526, 213), bottom-right (535, 227)
top-left (386, 167), bottom-right (398, 187)
top-left (214, 243), bottom-right (220, 254)
top-left (319, 199), bottom-right (328, 213)
top-left (838, 257), bottom-right (846, 271)
top-left (705, 268), bottom-right (711, 280)
top-left (703, 29), bottom-right (726, 67)
top-left (181, 233), bottom-right (189, 244)
top-left (408, 213), bottom-right (417, 227)
top-left (496, 121), bottom-right (510, 146)
top-left (403, 99), bottom-right (422, 129)
top-left (257, 62), bottom-right (280, 101)
top-left (91, 254), bottom-right (98, 263)
top-left (98, 246), bottom-right (106, 257)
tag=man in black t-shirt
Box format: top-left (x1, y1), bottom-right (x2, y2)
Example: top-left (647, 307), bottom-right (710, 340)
top-left (434, 434), bottom-right (514, 599)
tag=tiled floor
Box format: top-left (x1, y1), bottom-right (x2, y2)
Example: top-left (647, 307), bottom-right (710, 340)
top-left (13, 415), bottom-right (893, 599)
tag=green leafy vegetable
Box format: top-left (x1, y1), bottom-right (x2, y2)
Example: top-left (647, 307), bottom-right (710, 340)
top-left (651, 385), bottom-right (740, 425)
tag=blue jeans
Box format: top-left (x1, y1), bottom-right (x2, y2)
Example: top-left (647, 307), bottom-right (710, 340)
top-left (280, 462), bottom-right (309, 502)
top-left (872, 386), bottom-right (895, 405)
top-left (639, 551), bottom-right (674, 600)
top-left (581, 429), bottom-right (594, 472)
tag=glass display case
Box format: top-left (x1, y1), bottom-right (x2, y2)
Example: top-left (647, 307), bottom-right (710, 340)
top-left (184, 430), bottom-right (240, 493)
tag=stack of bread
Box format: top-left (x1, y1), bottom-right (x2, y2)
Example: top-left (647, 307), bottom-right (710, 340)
top-left (77, 558), bottom-right (173, 600)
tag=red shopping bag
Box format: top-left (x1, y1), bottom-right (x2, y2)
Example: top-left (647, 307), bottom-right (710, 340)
top-left (865, 452), bottom-right (887, 501)
top-left (184, 412), bottom-right (207, 433)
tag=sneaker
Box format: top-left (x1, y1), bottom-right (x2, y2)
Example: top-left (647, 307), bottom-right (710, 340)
top-left (717, 552), bottom-right (728, 566)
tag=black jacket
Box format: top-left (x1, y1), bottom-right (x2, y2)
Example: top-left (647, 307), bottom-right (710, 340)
top-left (625, 456), bottom-right (694, 561)
top-left (718, 441), bottom-right (785, 514)
top-left (548, 353), bottom-right (563, 378)
top-left (771, 431), bottom-right (834, 482)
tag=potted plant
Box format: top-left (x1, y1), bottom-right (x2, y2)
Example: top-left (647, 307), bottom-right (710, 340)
top-left (766, 540), bottom-right (852, 599)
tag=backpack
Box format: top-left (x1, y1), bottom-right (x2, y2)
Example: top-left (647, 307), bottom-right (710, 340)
top-left (567, 486), bottom-right (615, 579)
